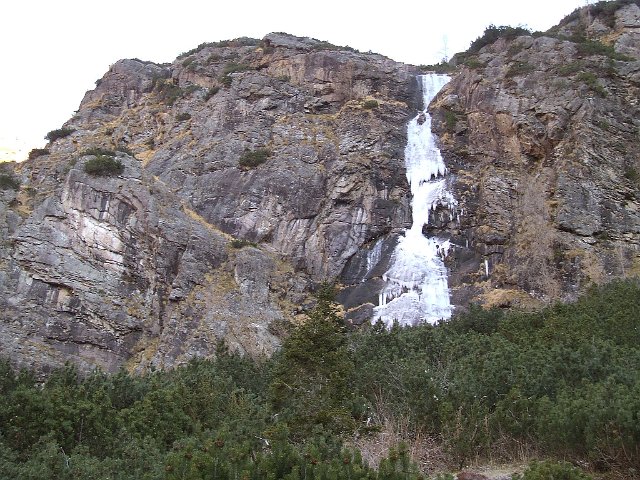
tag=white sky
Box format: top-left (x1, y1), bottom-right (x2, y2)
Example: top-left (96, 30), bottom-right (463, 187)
top-left (0, 0), bottom-right (586, 161)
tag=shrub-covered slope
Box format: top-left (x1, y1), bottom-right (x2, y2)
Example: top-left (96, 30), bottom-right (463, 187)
top-left (1, 279), bottom-right (638, 478)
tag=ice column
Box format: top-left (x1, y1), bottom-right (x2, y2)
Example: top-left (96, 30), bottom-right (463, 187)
top-left (373, 74), bottom-right (455, 327)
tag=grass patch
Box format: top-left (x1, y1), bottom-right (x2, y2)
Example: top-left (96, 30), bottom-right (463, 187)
top-left (239, 148), bottom-right (271, 169)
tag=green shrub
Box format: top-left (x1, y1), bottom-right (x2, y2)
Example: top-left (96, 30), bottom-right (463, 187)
top-left (116, 145), bottom-right (135, 156)
top-left (27, 148), bottom-right (50, 160)
top-left (624, 165), bottom-right (640, 186)
top-left (181, 57), bottom-right (196, 68)
top-left (560, 0), bottom-right (640, 28)
top-left (206, 53), bottom-right (221, 64)
top-left (178, 41), bottom-right (216, 59)
top-left (308, 38), bottom-right (360, 53)
top-left (468, 25), bottom-right (531, 53)
top-left (0, 174), bottom-right (20, 190)
top-left (239, 148), bottom-right (271, 169)
top-left (507, 42), bottom-right (526, 57)
top-left (45, 128), bottom-right (74, 142)
top-left (444, 109), bottom-right (457, 132)
top-left (418, 62), bottom-right (454, 74)
top-left (458, 55), bottom-right (486, 69)
top-left (576, 39), bottom-right (632, 61)
top-left (84, 155), bottom-right (124, 176)
top-left (0, 279), bottom-right (638, 475)
top-left (204, 86), bottom-right (220, 101)
top-left (577, 71), bottom-right (607, 96)
top-left (155, 80), bottom-right (184, 105)
top-left (219, 62), bottom-right (253, 87)
top-left (183, 85), bottom-right (201, 96)
top-left (362, 99), bottom-right (379, 109)
top-left (513, 460), bottom-right (593, 480)
top-left (230, 239), bottom-right (257, 249)
top-left (176, 112), bottom-right (191, 122)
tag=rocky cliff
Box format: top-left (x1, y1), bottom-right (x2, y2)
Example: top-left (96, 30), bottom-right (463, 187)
top-left (1, 2), bottom-right (640, 373)
top-left (0, 33), bottom-right (420, 372)
top-left (428, 1), bottom-right (640, 308)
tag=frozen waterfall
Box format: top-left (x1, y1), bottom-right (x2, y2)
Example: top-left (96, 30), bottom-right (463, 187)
top-left (373, 74), bottom-right (455, 327)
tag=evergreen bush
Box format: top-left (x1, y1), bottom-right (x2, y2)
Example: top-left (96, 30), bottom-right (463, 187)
top-left (363, 99), bottom-right (379, 109)
top-left (0, 279), bottom-right (637, 476)
top-left (468, 25), bottom-right (531, 54)
top-left (27, 148), bottom-right (50, 160)
top-left (45, 128), bottom-right (74, 142)
top-left (84, 155), bottom-right (124, 176)
top-left (0, 174), bottom-right (20, 190)
top-left (239, 148), bottom-right (271, 169)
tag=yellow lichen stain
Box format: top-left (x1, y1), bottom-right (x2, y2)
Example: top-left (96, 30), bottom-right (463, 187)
top-left (566, 247), bottom-right (606, 284)
top-left (12, 189), bottom-right (34, 217)
top-left (182, 205), bottom-right (232, 238)
top-left (138, 149), bottom-right (156, 166)
top-left (628, 253), bottom-right (640, 276)
top-left (480, 287), bottom-right (542, 309)
top-left (125, 337), bottom-right (160, 374)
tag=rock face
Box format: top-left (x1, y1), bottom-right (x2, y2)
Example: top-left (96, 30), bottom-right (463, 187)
top-left (429, 2), bottom-right (640, 307)
top-left (2, 3), bottom-right (640, 374)
top-left (0, 34), bottom-right (420, 372)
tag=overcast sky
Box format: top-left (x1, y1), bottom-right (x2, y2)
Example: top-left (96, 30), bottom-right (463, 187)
top-left (0, 0), bottom-right (587, 161)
